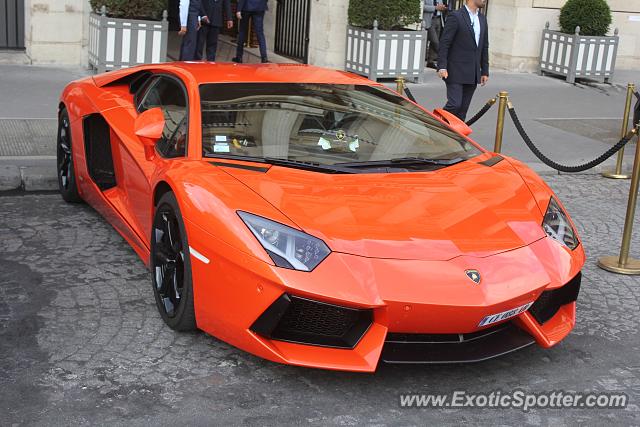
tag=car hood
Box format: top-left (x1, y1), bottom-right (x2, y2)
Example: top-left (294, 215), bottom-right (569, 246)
top-left (219, 155), bottom-right (548, 261)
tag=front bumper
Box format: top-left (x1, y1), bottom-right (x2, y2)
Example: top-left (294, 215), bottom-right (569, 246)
top-left (381, 322), bottom-right (535, 364)
top-left (187, 220), bottom-right (585, 372)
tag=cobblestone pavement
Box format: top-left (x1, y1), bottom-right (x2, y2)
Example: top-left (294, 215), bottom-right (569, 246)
top-left (1, 175), bottom-right (639, 426)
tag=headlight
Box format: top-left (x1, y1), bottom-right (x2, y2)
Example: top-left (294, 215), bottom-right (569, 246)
top-left (238, 211), bottom-right (331, 271)
top-left (542, 197), bottom-right (578, 250)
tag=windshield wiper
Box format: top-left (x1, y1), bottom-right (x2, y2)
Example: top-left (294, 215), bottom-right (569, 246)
top-left (335, 157), bottom-right (465, 168)
top-left (389, 157), bottom-right (465, 165)
top-left (206, 153), bottom-right (356, 174)
top-left (263, 157), bottom-right (357, 174)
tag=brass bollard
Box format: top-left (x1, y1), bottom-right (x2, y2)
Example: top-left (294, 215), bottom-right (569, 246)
top-left (602, 83), bottom-right (636, 179)
top-left (396, 76), bottom-right (406, 95)
top-left (245, 16), bottom-right (255, 48)
top-left (598, 125), bottom-right (640, 274)
top-left (493, 91), bottom-right (509, 153)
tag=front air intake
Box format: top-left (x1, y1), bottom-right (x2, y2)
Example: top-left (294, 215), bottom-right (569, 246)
top-left (250, 294), bottom-right (373, 349)
top-left (528, 272), bottom-right (581, 324)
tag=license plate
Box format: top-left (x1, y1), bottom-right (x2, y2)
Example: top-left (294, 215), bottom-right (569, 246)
top-left (478, 302), bottom-right (534, 327)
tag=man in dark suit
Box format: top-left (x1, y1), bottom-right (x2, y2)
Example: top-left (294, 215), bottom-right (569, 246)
top-left (423, 0), bottom-right (447, 69)
top-left (197, 0), bottom-right (233, 61)
top-left (437, 0), bottom-right (489, 121)
top-left (232, 0), bottom-right (269, 63)
top-left (179, 0), bottom-right (207, 61)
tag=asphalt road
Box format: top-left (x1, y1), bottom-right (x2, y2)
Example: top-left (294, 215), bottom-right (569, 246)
top-left (1, 175), bottom-right (639, 426)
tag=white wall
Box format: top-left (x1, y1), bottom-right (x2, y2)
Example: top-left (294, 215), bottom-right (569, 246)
top-left (488, 0), bottom-right (640, 71)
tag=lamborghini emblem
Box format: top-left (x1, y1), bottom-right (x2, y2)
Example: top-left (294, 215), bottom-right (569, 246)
top-left (465, 269), bottom-right (481, 284)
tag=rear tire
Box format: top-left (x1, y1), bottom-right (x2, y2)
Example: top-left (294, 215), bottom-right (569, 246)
top-left (150, 192), bottom-right (196, 331)
top-left (57, 107), bottom-right (82, 203)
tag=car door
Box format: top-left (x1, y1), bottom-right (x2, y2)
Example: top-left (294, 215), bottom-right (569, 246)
top-left (121, 74), bottom-right (189, 244)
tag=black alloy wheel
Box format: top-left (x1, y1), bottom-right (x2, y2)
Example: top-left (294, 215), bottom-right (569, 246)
top-left (57, 107), bottom-right (82, 202)
top-left (151, 192), bottom-right (196, 331)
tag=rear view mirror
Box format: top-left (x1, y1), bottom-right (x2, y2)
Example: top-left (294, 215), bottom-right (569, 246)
top-left (433, 109), bottom-right (473, 137)
top-left (134, 107), bottom-right (165, 146)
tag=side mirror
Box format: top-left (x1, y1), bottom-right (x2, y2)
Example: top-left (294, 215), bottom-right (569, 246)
top-left (134, 107), bottom-right (165, 146)
top-left (433, 108), bottom-right (473, 137)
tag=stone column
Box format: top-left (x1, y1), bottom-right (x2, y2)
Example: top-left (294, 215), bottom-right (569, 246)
top-left (307, 0), bottom-right (349, 68)
top-left (25, 0), bottom-right (90, 65)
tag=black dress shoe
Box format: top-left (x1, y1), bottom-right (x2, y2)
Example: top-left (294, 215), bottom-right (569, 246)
top-left (231, 57), bottom-right (242, 63)
top-left (261, 58), bottom-right (270, 63)
top-left (426, 62), bottom-right (437, 69)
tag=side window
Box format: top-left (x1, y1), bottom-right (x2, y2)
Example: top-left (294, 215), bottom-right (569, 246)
top-left (138, 76), bottom-right (188, 158)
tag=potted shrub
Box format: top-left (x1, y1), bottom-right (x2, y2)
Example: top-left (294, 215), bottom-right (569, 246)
top-left (539, 0), bottom-right (618, 84)
top-left (345, 0), bottom-right (426, 82)
top-left (88, 0), bottom-right (169, 73)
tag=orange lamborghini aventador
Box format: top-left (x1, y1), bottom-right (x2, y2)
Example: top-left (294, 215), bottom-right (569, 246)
top-left (57, 63), bottom-right (585, 372)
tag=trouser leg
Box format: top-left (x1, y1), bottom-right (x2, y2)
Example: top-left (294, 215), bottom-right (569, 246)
top-left (235, 13), bottom-right (250, 60)
top-left (444, 82), bottom-right (463, 119)
top-left (206, 26), bottom-right (220, 61)
top-left (252, 12), bottom-right (267, 60)
top-left (179, 14), bottom-right (200, 61)
top-left (196, 25), bottom-right (208, 61)
top-left (427, 17), bottom-right (441, 64)
top-left (458, 84), bottom-right (477, 121)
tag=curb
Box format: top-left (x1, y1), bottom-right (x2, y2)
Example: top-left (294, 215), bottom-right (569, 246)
top-left (0, 164), bottom-right (58, 192)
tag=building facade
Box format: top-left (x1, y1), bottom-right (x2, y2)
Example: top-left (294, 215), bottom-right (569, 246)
top-left (4, 0), bottom-right (639, 71)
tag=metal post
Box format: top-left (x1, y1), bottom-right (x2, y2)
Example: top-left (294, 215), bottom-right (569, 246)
top-left (396, 76), bottom-right (405, 95)
top-left (245, 16), bottom-right (254, 48)
top-left (602, 83), bottom-right (636, 179)
top-left (598, 126), bottom-right (640, 275)
top-left (493, 91), bottom-right (508, 153)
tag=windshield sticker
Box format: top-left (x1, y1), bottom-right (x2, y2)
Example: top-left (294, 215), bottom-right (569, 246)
top-left (349, 138), bottom-right (360, 152)
top-left (213, 142), bottom-right (230, 153)
top-left (215, 135), bottom-right (228, 142)
top-left (318, 136), bottom-right (332, 150)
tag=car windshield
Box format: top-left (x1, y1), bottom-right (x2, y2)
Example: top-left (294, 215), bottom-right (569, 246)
top-left (199, 83), bottom-right (481, 168)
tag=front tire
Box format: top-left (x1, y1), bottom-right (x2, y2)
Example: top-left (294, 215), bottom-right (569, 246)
top-left (57, 107), bottom-right (82, 203)
top-left (151, 192), bottom-right (196, 331)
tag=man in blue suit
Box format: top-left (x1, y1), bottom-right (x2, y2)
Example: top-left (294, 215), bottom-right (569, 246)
top-left (437, 0), bottom-right (489, 121)
top-left (196, 0), bottom-right (233, 61)
top-left (232, 0), bottom-right (269, 63)
top-left (179, 0), bottom-right (207, 60)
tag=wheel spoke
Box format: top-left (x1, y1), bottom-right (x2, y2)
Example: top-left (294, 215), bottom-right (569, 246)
top-left (162, 297), bottom-right (175, 317)
top-left (172, 270), bottom-right (181, 300)
top-left (160, 264), bottom-right (175, 294)
top-left (162, 213), bottom-right (175, 249)
top-left (59, 141), bottom-right (70, 154)
top-left (57, 117), bottom-right (73, 191)
top-left (153, 206), bottom-right (186, 319)
top-left (154, 240), bottom-right (174, 264)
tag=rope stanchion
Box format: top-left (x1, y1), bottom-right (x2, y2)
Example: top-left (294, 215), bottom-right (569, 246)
top-left (396, 76), bottom-right (406, 95)
top-left (508, 104), bottom-right (637, 173)
top-left (493, 91), bottom-right (509, 153)
top-left (602, 83), bottom-right (636, 179)
top-left (598, 125), bottom-right (640, 275)
top-left (465, 97), bottom-right (496, 126)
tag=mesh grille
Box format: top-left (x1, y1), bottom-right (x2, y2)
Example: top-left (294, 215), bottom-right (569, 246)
top-left (251, 294), bottom-right (373, 348)
top-left (276, 297), bottom-right (360, 337)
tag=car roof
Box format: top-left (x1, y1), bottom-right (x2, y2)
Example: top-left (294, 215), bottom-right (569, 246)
top-left (93, 62), bottom-right (381, 87)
